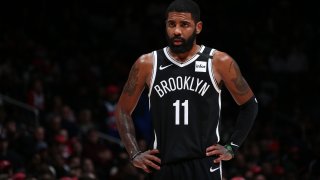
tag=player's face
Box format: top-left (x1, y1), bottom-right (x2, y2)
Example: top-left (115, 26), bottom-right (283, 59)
top-left (166, 12), bottom-right (202, 53)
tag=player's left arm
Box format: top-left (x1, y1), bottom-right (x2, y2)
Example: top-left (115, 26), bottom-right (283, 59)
top-left (206, 51), bottom-right (258, 162)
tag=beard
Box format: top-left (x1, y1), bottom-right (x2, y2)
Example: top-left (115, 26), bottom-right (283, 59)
top-left (166, 30), bottom-right (197, 54)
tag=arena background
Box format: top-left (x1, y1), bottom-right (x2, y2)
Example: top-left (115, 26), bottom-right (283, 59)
top-left (0, 0), bottom-right (319, 179)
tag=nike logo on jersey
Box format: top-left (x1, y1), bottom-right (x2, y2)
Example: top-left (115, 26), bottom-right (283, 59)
top-left (159, 64), bottom-right (173, 70)
top-left (209, 167), bottom-right (220, 173)
top-left (230, 142), bottom-right (239, 147)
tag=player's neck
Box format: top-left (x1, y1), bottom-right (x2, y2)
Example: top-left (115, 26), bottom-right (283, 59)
top-left (169, 44), bottom-right (201, 63)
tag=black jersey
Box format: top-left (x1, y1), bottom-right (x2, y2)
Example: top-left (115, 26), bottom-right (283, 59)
top-left (148, 45), bottom-right (222, 164)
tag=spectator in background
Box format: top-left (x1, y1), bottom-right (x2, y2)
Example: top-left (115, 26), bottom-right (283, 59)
top-left (45, 114), bottom-right (63, 143)
top-left (60, 105), bottom-right (79, 138)
top-left (3, 120), bottom-right (21, 151)
top-left (77, 109), bottom-right (96, 136)
top-left (18, 126), bottom-right (48, 162)
top-left (100, 84), bottom-right (120, 138)
top-left (0, 135), bottom-right (24, 175)
top-left (27, 79), bottom-right (45, 111)
top-left (67, 155), bottom-right (82, 178)
top-left (48, 95), bottom-right (64, 116)
top-left (81, 158), bottom-right (97, 180)
top-left (82, 128), bottom-right (110, 164)
top-left (52, 129), bottom-right (73, 160)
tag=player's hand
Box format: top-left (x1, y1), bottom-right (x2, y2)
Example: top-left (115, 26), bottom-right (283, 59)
top-left (131, 149), bottom-right (161, 173)
top-left (206, 144), bottom-right (233, 163)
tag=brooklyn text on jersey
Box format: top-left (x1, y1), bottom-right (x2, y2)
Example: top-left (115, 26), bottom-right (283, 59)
top-left (153, 76), bottom-right (211, 98)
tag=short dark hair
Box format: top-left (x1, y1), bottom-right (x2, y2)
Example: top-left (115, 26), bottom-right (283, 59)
top-left (166, 0), bottom-right (201, 22)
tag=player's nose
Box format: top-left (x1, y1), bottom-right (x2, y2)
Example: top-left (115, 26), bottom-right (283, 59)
top-left (173, 27), bottom-right (182, 36)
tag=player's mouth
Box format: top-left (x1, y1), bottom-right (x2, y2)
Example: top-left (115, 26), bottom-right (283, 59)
top-left (172, 38), bottom-right (184, 45)
top-left (173, 41), bottom-right (183, 45)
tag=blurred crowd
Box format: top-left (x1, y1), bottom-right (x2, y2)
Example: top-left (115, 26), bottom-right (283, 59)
top-left (0, 0), bottom-right (320, 179)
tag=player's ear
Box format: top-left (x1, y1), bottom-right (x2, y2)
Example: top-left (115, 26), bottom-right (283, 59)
top-left (195, 21), bottom-right (202, 34)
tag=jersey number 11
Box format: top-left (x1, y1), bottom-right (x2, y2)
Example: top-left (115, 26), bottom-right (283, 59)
top-left (173, 100), bottom-right (189, 125)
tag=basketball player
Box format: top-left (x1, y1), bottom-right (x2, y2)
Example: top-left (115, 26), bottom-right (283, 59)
top-left (115, 0), bottom-right (258, 179)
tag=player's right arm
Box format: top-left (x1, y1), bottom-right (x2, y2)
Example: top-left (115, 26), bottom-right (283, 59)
top-left (115, 53), bottom-right (161, 172)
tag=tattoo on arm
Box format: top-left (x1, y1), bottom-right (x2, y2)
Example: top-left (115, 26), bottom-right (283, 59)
top-left (230, 61), bottom-right (250, 95)
top-left (123, 63), bottom-right (139, 96)
top-left (117, 109), bottom-right (139, 157)
top-left (229, 61), bottom-right (234, 72)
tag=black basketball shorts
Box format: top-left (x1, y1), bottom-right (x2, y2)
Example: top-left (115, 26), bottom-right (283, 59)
top-left (146, 156), bottom-right (222, 180)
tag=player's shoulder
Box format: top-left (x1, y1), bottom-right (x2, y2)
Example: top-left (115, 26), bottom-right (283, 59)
top-left (133, 52), bottom-right (155, 74)
top-left (201, 45), bottom-right (232, 62)
top-left (212, 50), bottom-right (235, 69)
top-left (135, 52), bottom-right (154, 66)
top-left (135, 47), bottom-right (165, 65)
top-left (213, 50), bottom-right (233, 63)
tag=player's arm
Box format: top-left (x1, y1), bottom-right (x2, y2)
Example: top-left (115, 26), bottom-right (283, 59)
top-left (115, 53), bottom-right (161, 172)
top-left (206, 51), bottom-right (258, 162)
top-left (215, 51), bottom-right (255, 104)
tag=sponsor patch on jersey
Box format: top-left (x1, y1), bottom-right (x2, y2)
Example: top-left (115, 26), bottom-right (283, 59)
top-left (195, 61), bottom-right (207, 72)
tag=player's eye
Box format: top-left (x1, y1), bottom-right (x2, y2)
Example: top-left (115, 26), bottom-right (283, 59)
top-left (181, 22), bottom-right (190, 28)
top-left (167, 21), bottom-right (176, 28)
